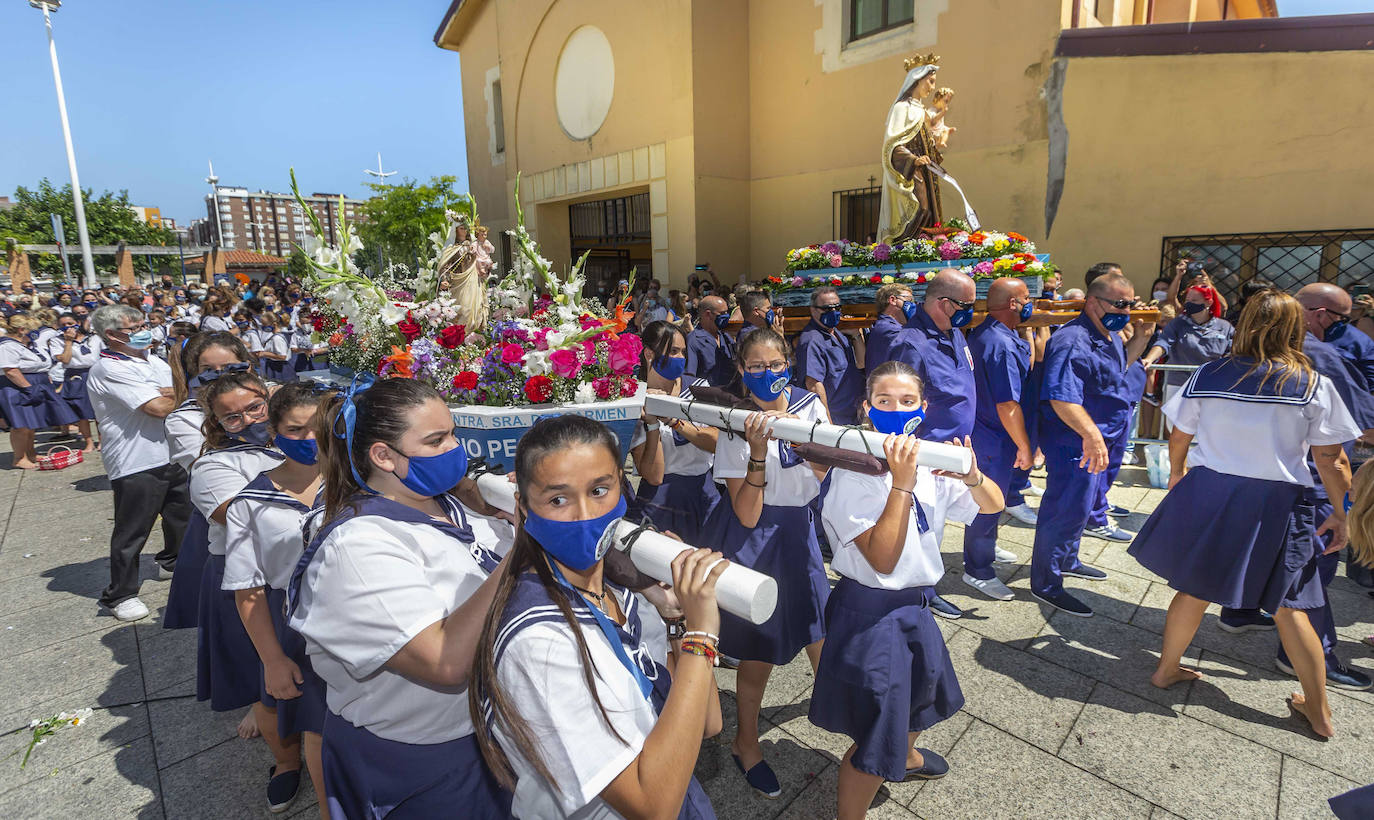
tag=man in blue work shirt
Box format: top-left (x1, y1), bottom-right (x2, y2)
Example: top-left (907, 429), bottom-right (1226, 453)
top-left (865, 283), bottom-right (914, 369)
top-left (794, 286), bottom-right (865, 424)
top-left (1217, 285), bottom-right (1374, 690)
top-left (963, 277), bottom-right (1037, 602)
top-left (1032, 272), bottom-right (1154, 617)
top-left (889, 268), bottom-right (978, 618)
top-left (685, 295), bottom-right (736, 386)
top-left (1304, 283), bottom-right (1374, 386)
top-left (738, 291), bottom-right (781, 341)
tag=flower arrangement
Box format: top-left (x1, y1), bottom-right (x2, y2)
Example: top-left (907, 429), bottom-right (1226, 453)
top-left (784, 219), bottom-right (1037, 272)
top-left (295, 172), bottom-right (641, 407)
top-left (763, 252), bottom-right (1054, 296)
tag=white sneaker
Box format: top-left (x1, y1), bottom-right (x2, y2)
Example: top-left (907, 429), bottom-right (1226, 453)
top-left (156, 566), bottom-right (174, 581)
top-left (994, 546), bottom-right (1018, 563)
top-left (1021, 484), bottom-right (1044, 497)
top-left (962, 573), bottom-right (1014, 601)
top-left (110, 597), bottom-right (150, 622)
top-left (1005, 503), bottom-right (1038, 525)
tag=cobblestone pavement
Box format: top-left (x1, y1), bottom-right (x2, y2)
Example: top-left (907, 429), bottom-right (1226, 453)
top-left (1, 438), bottom-right (1370, 819)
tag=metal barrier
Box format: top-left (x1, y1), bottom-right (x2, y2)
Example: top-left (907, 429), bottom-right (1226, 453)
top-left (1130, 363), bottom-right (1201, 447)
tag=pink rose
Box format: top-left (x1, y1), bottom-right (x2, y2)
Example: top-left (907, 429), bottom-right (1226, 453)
top-left (549, 348), bottom-right (581, 378)
top-left (827, 253), bottom-right (843, 268)
top-left (607, 334), bottom-right (642, 375)
top-left (581, 340), bottom-right (596, 363)
top-left (532, 327), bottom-right (551, 351)
top-left (500, 343), bottom-right (525, 365)
top-left (593, 375), bottom-right (614, 399)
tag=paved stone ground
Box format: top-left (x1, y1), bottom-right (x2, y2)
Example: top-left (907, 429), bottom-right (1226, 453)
top-left (1, 434), bottom-right (1371, 819)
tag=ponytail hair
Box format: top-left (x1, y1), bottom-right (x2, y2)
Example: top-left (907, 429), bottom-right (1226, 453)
top-left (469, 414), bottom-right (628, 792)
top-left (314, 377), bottom-right (443, 523)
top-left (1347, 460), bottom-right (1374, 571)
top-left (197, 371), bottom-right (269, 453)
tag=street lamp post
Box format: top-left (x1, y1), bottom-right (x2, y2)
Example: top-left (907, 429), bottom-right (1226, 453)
top-left (30, 0), bottom-right (98, 290)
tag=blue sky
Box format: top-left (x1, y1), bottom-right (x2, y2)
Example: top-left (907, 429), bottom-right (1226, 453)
top-left (0, 1), bottom-right (468, 226)
top-left (2, 1), bottom-right (1365, 228)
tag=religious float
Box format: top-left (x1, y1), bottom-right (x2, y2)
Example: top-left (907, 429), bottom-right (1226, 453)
top-left (290, 171), bottom-right (643, 471)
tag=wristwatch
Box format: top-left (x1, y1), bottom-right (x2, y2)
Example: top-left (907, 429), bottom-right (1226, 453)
top-left (643, 421), bottom-right (661, 433)
top-left (666, 617), bottom-right (687, 640)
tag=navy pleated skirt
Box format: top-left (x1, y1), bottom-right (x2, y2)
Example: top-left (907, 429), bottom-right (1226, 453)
top-left (259, 586), bottom-right (327, 737)
top-left (60, 368), bottom-right (95, 420)
top-left (264, 357), bottom-right (295, 383)
top-left (1330, 783), bottom-right (1374, 820)
top-left (163, 509), bottom-right (209, 630)
top-left (1128, 467), bottom-right (1324, 612)
top-left (321, 712), bottom-right (511, 820)
top-left (195, 553), bottom-right (261, 712)
top-left (634, 471), bottom-right (720, 547)
top-left (0, 373), bottom-right (79, 430)
top-left (710, 498), bottom-right (829, 665)
top-left (809, 578), bottom-right (964, 782)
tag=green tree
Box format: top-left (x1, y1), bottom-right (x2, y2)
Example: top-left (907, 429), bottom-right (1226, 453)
top-left (0, 179), bottom-right (179, 278)
top-left (355, 175), bottom-right (469, 273)
top-left (286, 246), bottom-right (312, 282)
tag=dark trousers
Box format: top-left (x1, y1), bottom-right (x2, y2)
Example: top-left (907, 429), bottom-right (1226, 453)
top-left (964, 427), bottom-right (1015, 580)
top-left (1031, 436), bottom-right (1096, 596)
top-left (1086, 420), bottom-right (1132, 529)
top-left (100, 462), bottom-right (191, 608)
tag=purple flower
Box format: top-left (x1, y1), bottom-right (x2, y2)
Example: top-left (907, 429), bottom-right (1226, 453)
top-left (939, 241), bottom-right (962, 261)
top-left (820, 241), bottom-right (841, 256)
top-left (873, 243), bottom-right (892, 263)
top-left (790, 276), bottom-right (805, 287)
top-left (972, 260), bottom-right (995, 275)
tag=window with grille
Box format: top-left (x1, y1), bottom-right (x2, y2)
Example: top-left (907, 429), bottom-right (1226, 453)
top-left (849, 0), bottom-right (915, 43)
top-left (833, 185), bottom-right (882, 243)
top-left (1161, 229), bottom-right (1374, 302)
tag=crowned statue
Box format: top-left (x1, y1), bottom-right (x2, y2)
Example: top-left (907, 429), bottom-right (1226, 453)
top-left (436, 210), bottom-right (490, 331)
top-left (878, 53), bottom-right (952, 245)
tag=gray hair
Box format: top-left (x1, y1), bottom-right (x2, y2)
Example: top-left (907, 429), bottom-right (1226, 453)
top-left (1087, 272), bottom-right (1131, 298)
top-left (810, 286), bottom-right (839, 307)
top-left (91, 304), bottom-right (144, 341)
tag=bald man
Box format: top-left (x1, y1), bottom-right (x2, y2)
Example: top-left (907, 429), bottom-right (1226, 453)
top-left (962, 277), bottom-right (1038, 600)
top-left (1299, 282), bottom-right (1374, 385)
top-left (685, 295), bottom-right (736, 386)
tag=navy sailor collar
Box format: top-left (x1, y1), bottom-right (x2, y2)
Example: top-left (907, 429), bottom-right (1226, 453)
top-left (232, 470), bottom-right (323, 514)
top-left (1182, 356), bottom-right (1316, 405)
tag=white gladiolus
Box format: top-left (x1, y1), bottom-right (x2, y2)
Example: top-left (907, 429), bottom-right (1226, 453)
top-left (379, 303), bottom-right (408, 325)
top-left (524, 351), bottom-right (550, 376)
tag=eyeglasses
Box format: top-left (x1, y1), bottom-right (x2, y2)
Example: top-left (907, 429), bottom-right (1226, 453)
top-left (814, 304), bottom-right (842, 313)
top-left (217, 398), bottom-right (268, 431)
top-left (1095, 296), bottom-right (1136, 310)
top-left (1311, 306), bottom-right (1351, 322)
top-left (742, 361), bottom-right (788, 375)
top-left (116, 321), bottom-right (148, 333)
top-left (940, 296), bottom-right (975, 311)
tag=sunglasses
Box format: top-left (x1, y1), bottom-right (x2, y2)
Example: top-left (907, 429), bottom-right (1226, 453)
top-left (815, 305), bottom-right (842, 313)
top-left (1095, 296), bottom-right (1137, 310)
top-left (940, 296), bottom-right (975, 311)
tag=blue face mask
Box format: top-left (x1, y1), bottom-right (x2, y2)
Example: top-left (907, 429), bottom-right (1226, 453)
top-left (1018, 301), bottom-right (1034, 322)
top-left (742, 367), bottom-right (790, 401)
top-left (714, 313), bottom-right (730, 331)
top-left (228, 421), bottom-right (271, 447)
top-left (817, 309), bottom-right (841, 329)
top-left (901, 300), bottom-right (919, 321)
top-left (652, 356), bottom-right (686, 381)
top-left (393, 440), bottom-right (469, 498)
top-left (1184, 301), bottom-right (1209, 316)
top-left (522, 495), bottom-right (628, 572)
top-left (763, 309), bottom-right (775, 326)
top-left (126, 329), bottom-right (154, 350)
top-left (1100, 311), bottom-right (1130, 333)
top-left (236, 321), bottom-right (250, 330)
top-left (1325, 318), bottom-right (1349, 342)
top-left (868, 406), bottom-right (925, 435)
top-left (274, 434), bottom-right (318, 465)
top-left (949, 306), bottom-right (974, 328)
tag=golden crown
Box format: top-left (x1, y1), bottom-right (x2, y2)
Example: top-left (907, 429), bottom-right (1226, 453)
top-left (903, 53), bottom-right (941, 71)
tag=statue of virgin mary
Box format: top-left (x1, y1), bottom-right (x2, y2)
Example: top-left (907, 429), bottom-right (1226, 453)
top-left (878, 55), bottom-right (944, 245)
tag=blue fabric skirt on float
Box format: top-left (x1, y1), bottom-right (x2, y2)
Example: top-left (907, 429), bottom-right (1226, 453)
top-left (633, 471), bottom-right (719, 547)
top-left (258, 587), bottom-right (326, 737)
top-left (1128, 466), bottom-right (1323, 612)
top-left (163, 509), bottom-right (210, 630)
top-left (0, 374), bottom-right (80, 429)
top-left (60, 367), bottom-right (95, 420)
top-left (195, 553), bottom-right (263, 711)
top-left (707, 497), bottom-right (829, 665)
top-left (809, 579), bottom-right (964, 782)
top-left (320, 712), bottom-right (511, 820)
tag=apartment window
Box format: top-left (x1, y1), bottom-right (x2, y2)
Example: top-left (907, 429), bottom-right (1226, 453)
top-left (849, 0), bottom-right (914, 42)
top-left (492, 79), bottom-right (507, 155)
top-left (1162, 228), bottom-right (1374, 303)
top-left (833, 184), bottom-right (882, 243)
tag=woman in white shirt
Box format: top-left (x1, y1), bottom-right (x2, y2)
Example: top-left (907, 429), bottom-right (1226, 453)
top-left (816, 361), bottom-right (1003, 818)
top-left (223, 382), bottom-right (329, 816)
top-left (0, 314), bottom-right (80, 469)
top-left (630, 321), bottom-right (719, 545)
top-left (470, 414), bottom-right (725, 819)
top-left (163, 332), bottom-right (256, 633)
top-left (287, 377), bottom-right (512, 819)
top-left (1130, 290), bottom-right (1358, 738)
top-left (50, 313), bottom-right (102, 452)
top-left (257, 312), bottom-right (294, 382)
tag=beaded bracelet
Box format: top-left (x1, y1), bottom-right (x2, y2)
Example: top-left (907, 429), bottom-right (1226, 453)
top-left (683, 630), bottom-right (720, 644)
top-left (678, 640), bottom-right (719, 666)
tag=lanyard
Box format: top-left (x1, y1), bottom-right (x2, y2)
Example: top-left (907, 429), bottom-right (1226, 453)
top-left (548, 559), bottom-right (653, 702)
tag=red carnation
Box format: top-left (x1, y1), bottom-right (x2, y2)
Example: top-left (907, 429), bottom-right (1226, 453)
top-left (917, 274), bottom-right (927, 284)
top-left (870, 275), bottom-right (882, 284)
top-left (1013, 262), bottom-right (1027, 272)
top-left (524, 374), bottom-right (554, 403)
top-left (311, 314), bottom-right (328, 333)
top-left (397, 311), bottom-right (422, 342)
top-left (831, 277), bottom-right (842, 286)
top-left (453, 371), bottom-right (479, 391)
top-left (619, 377), bottom-right (639, 397)
top-left (437, 324), bottom-right (466, 349)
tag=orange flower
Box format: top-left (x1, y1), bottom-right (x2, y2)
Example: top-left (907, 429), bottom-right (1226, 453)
top-left (1007, 231), bottom-right (1029, 243)
top-left (328, 332), bottom-right (344, 346)
top-left (379, 345), bottom-right (415, 379)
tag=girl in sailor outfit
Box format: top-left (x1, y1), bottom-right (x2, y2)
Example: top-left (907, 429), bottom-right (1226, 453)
top-left (470, 414), bottom-right (725, 819)
top-left (631, 320), bottom-right (720, 545)
top-left (222, 382), bottom-right (331, 816)
top-left (708, 327), bottom-right (831, 798)
top-left (49, 312), bottom-right (102, 452)
top-left (0, 314), bottom-right (80, 469)
top-left (287, 377), bottom-right (512, 819)
top-left (190, 371), bottom-right (293, 774)
top-left (257, 312), bottom-right (295, 383)
top-left (814, 361), bottom-right (1003, 817)
top-left (1130, 291), bottom-right (1357, 738)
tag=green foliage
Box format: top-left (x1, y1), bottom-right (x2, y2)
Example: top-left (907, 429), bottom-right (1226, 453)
top-left (286, 246), bottom-right (312, 282)
top-left (355, 176), bottom-right (469, 273)
top-left (0, 179), bottom-right (179, 278)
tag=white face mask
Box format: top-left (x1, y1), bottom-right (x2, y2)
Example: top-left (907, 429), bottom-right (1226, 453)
top-left (1152, 290), bottom-right (1168, 302)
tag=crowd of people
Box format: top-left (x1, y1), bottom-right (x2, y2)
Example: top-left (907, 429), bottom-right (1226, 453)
top-left (6, 256), bottom-right (1372, 818)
